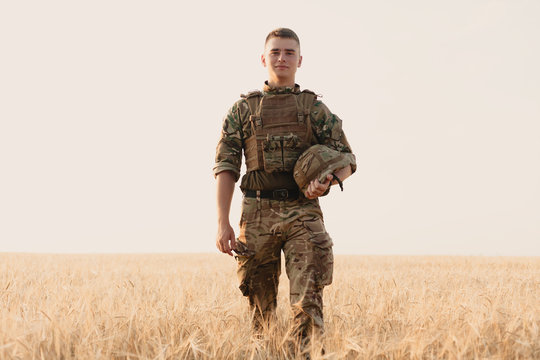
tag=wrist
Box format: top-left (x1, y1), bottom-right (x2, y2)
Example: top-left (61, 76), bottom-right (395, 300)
top-left (218, 218), bottom-right (230, 228)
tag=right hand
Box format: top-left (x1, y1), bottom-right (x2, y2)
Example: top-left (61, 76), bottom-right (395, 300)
top-left (216, 223), bottom-right (236, 256)
top-left (304, 174), bottom-right (332, 199)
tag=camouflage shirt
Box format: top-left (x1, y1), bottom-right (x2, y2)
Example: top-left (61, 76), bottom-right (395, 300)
top-left (214, 82), bottom-right (356, 191)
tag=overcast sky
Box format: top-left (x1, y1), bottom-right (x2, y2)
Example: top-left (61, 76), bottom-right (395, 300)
top-left (1, 0), bottom-right (539, 255)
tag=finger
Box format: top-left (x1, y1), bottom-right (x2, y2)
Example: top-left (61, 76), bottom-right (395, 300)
top-left (324, 174), bottom-right (333, 185)
top-left (216, 239), bottom-right (224, 253)
top-left (217, 235), bottom-right (230, 254)
top-left (306, 183), bottom-right (315, 198)
top-left (311, 180), bottom-right (323, 196)
top-left (306, 183), bottom-right (312, 195)
top-left (313, 180), bottom-right (326, 192)
top-left (222, 241), bottom-right (232, 256)
top-left (230, 234), bottom-right (237, 252)
top-left (321, 176), bottom-right (332, 186)
top-left (313, 179), bottom-right (323, 189)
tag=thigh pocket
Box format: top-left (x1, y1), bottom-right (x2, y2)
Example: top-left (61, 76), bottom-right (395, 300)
top-left (234, 241), bottom-right (256, 296)
top-left (304, 219), bottom-right (334, 287)
top-left (235, 209), bottom-right (258, 296)
top-left (240, 197), bottom-right (260, 225)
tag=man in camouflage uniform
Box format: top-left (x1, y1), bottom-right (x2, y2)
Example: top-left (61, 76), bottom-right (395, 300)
top-left (214, 28), bottom-right (356, 347)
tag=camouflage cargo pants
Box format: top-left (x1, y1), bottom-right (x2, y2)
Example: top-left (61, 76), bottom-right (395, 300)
top-left (234, 195), bottom-right (334, 337)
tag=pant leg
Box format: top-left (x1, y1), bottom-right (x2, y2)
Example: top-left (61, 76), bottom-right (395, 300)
top-left (283, 206), bottom-right (334, 338)
top-left (235, 197), bottom-right (282, 329)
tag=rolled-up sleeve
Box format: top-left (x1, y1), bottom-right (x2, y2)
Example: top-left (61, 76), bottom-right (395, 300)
top-left (311, 101), bottom-right (357, 174)
top-left (213, 101), bottom-right (244, 181)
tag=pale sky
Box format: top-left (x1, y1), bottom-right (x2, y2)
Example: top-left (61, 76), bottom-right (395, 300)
top-left (1, 1), bottom-right (539, 255)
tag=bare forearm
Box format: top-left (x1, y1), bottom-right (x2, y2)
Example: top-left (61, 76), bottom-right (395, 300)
top-left (216, 171), bottom-right (236, 226)
top-left (332, 165), bottom-right (353, 186)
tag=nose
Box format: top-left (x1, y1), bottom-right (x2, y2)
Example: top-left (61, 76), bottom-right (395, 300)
top-left (277, 52), bottom-right (284, 62)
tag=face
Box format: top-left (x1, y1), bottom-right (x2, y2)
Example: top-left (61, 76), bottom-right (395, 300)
top-left (261, 37), bottom-right (302, 85)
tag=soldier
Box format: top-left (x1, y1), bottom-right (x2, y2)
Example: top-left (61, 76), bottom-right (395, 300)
top-left (214, 28), bottom-right (356, 351)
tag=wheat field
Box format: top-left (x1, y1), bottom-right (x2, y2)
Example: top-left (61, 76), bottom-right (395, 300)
top-left (0, 254), bottom-right (538, 359)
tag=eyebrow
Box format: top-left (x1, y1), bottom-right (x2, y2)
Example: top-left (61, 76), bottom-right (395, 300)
top-left (270, 48), bottom-right (296, 53)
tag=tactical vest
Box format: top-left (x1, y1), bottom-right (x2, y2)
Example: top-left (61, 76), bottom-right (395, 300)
top-left (242, 90), bottom-right (317, 173)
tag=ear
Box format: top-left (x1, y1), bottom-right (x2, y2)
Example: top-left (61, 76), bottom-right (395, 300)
top-left (298, 55), bottom-right (303, 68)
top-left (261, 54), bottom-right (267, 67)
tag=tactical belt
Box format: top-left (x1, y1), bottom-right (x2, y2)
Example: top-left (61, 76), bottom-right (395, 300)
top-left (243, 188), bottom-right (300, 201)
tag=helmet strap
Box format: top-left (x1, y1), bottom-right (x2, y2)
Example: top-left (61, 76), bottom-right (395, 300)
top-left (332, 173), bottom-right (344, 191)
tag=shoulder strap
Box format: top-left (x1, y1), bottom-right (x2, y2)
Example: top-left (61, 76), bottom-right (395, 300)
top-left (297, 90), bottom-right (318, 145)
top-left (241, 90), bottom-right (263, 99)
top-left (300, 89), bottom-right (317, 96)
top-left (241, 91), bottom-right (263, 131)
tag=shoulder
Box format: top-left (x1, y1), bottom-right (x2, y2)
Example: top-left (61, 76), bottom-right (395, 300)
top-left (241, 90), bottom-right (263, 99)
top-left (225, 96), bottom-right (251, 117)
top-left (300, 88), bottom-right (317, 96)
top-left (222, 92), bottom-right (257, 129)
top-left (299, 89), bottom-right (318, 103)
top-left (310, 96), bottom-right (342, 131)
top-left (230, 90), bottom-right (261, 115)
top-left (311, 97), bottom-right (332, 118)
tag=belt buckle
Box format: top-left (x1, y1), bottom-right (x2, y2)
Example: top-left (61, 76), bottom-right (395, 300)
top-left (273, 189), bottom-right (288, 200)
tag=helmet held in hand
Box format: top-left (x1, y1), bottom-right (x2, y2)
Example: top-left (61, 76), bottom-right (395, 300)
top-left (293, 144), bottom-right (352, 192)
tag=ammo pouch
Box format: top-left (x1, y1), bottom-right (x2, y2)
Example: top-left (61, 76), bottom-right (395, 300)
top-left (262, 133), bottom-right (303, 172)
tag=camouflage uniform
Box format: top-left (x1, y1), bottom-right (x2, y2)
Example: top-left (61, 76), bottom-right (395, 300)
top-left (213, 82), bottom-right (356, 338)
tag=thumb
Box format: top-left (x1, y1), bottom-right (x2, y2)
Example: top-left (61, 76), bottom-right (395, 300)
top-left (324, 174), bottom-right (333, 184)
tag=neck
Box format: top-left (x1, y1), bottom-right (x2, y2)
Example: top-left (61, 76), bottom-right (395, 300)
top-left (267, 77), bottom-right (295, 89)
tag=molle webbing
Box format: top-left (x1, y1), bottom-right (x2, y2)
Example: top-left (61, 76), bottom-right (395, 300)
top-left (243, 91), bottom-right (316, 172)
top-left (244, 94), bottom-right (264, 171)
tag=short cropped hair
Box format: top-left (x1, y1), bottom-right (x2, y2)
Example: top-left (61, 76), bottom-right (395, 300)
top-left (265, 28), bottom-right (300, 47)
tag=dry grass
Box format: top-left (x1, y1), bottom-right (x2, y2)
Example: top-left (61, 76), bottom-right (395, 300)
top-left (0, 254), bottom-right (538, 359)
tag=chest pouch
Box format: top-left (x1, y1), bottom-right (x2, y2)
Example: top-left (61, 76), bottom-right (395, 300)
top-left (261, 133), bottom-right (303, 172)
top-left (243, 92), bottom-right (316, 173)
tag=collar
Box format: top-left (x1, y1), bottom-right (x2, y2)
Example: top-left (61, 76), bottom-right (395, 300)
top-left (262, 81), bottom-right (301, 95)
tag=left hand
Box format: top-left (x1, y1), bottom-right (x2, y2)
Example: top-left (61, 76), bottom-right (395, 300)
top-left (304, 174), bottom-right (332, 199)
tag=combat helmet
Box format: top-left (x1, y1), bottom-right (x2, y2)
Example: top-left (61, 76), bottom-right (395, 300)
top-left (293, 144), bottom-right (351, 192)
